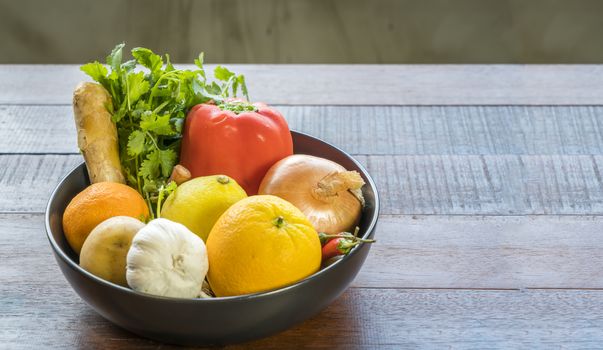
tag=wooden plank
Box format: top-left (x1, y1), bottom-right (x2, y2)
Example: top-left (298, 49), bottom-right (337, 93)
top-left (0, 105), bottom-right (76, 154)
top-left (0, 155), bottom-right (81, 212)
top-left (358, 215), bottom-right (603, 289)
top-left (3, 257), bottom-right (603, 350)
top-left (240, 289), bottom-right (603, 349)
top-left (2, 213), bottom-right (603, 347)
top-left (3, 213), bottom-right (603, 290)
top-left (3, 154), bottom-right (603, 215)
top-left (361, 154), bottom-right (603, 215)
top-left (2, 65), bottom-right (603, 105)
top-left (4, 105), bottom-right (603, 156)
top-left (5, 288), bottom-right (603, 348)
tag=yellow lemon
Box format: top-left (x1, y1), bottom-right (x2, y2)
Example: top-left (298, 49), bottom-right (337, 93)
top-left (160, 175), bottom-right (247, 241)
top-left (206, 195), bottom-right (322, 297)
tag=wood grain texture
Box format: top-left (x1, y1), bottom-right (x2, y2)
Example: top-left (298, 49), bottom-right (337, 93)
top-left (2, 65), bottom-right (603, 349)
top-left (361, 154), bottom-right (603, 215)
top-left (359, 215), bottom-right (603, 289)
top-left (0, 155), bottom-right (81, 212)
top-left (3, 153), bottom-right (603, 215)
top-left (3, 105), bottom-right (603, 216)
top-left (2, 65), bottom-right (603, 105)
top-left (4, 288), bottom-right (603, 349)
top-left (4, 213), bottom-right (603, 290)
top-left (2, 213), bottom-right (603, 348)
top-left (0, 105), bottom-right (76, 153)
top-left (4, 105), bottom-right (603, 156)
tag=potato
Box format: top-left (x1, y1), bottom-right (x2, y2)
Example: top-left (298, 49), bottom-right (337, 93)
top-left (80, 216), bottom-right (145, 286)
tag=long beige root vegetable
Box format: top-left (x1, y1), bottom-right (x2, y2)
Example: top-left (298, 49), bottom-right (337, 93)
top-left (73, 82), bottom-right (125, 184)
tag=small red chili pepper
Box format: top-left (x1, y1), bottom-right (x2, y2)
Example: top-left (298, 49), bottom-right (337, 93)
top-left (321, 234), bottom-right (376, 260)
top-left (322, 238), bottom-right (358, 260)
top-left (319, 227), bottom-right (362, 246)
top-left (318, 232), bottom-right (332, 245)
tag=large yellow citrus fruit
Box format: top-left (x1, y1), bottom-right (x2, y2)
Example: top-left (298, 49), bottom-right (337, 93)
top-left (62, 182), bottom-right (149, 254)
top-left (206, 195), bottom-right (322, 297)
top-left (161, 175), bottom-right (247, 241)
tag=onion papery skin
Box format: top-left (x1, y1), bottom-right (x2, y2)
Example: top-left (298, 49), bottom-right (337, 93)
top-left (258, 155), bottom-right (362, 234)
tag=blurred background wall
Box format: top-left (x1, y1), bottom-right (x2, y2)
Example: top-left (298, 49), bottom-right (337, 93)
top-left (2, 0), bottom-right (603, 63)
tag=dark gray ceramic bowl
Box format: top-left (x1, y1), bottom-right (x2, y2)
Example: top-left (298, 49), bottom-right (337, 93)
top-left (45, 131), bottom-right (379, 346)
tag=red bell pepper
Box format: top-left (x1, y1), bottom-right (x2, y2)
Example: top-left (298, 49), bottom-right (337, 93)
top-left (179, 100), bottom-right (293, 195)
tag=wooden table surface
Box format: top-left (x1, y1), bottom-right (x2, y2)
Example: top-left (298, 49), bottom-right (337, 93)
top-left (2, 65), bottom-right (603, 349)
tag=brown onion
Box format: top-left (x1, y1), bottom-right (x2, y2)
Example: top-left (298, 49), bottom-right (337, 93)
top-left (258, 154), bottom-right (365, 234)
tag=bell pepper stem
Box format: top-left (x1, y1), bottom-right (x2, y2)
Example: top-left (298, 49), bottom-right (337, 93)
top-left (218, 100), bottom-right (258, 114)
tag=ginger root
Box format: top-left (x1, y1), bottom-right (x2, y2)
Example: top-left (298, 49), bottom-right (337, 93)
top-left (73, 82), bottom-right (125, 184)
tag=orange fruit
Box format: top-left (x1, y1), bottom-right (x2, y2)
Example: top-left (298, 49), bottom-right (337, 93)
top-left (206, 195), bottom-right (321, 297)
top-left (62, 182), bottom-right (149, 254)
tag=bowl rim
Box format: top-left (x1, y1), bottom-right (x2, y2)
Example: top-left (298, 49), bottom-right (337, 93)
top-left (45, 130), bottom-right (380, 303)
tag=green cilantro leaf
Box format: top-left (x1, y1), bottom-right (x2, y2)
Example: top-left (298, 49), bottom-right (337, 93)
top-left (121, 59), bottom-right (137, 72)
top-left (191, 79), bottom-right (222, 103)
top-left (132, 47), bottom-right (163, 78)
top-left (127, 130), bottom-right (146, 156)
top-left (142, 179), bottom-right (158, 194)
top-left (165, 180), bottom-right (178, 194)
top-left (140, 112), bottom-right (174, 135)
top-left (139, 150), bottom-right (160, 180)
top-left (214, 65), bottom-right (235, 81)
top-left (158, 149), bottom-right (177, 177)
top-left (80, 62), bottom-right (108, 81)
top-left (165, 53), bottom-right (175, 72)
top-left (127, 72), bottom-right (150, 106)
top-left (194, 52), bottom-right (204, 69)
top-left (238, 74), bottom-right (249, 100)
top-left (231, 76), bottom-right (239, 98)
top-left (112, 102), bottom-right (127, 123)
top-left (106, 43), bottom-right (125, 72)
top-left (194, 53), bottom-right (206, 79)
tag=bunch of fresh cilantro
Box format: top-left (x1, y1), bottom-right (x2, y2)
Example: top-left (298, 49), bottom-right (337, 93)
top-left (81, 43), bottom-right (248, 219)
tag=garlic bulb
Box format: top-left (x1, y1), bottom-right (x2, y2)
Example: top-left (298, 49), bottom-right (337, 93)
top-left (126, 218), bottom-right (208, 299)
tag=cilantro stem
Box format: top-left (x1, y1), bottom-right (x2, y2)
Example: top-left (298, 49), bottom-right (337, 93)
top-left (153, 100), bottom-right (170, 114)
top-left (144, 190), bottom-right (154, 220)
top-left (134, 156), bottom-right (142, 194)
top-left (149, 70), bottom-right (181, 106)
top-left (145, 131), bottom-right (160, 150)
top-left (107, 83), bottom-right (118, 106)
top-left (125, 74), bottom-right (131, 111)
top-left (223, 75), bottom-right (236, 98)
top-left (156, 185), bottom-right (165, 219)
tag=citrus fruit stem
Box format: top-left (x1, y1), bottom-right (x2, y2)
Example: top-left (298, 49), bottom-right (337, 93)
top-left (217, 175), bottom-right (230, 184)
top-left (273, 216), bottom-right (286, 228)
